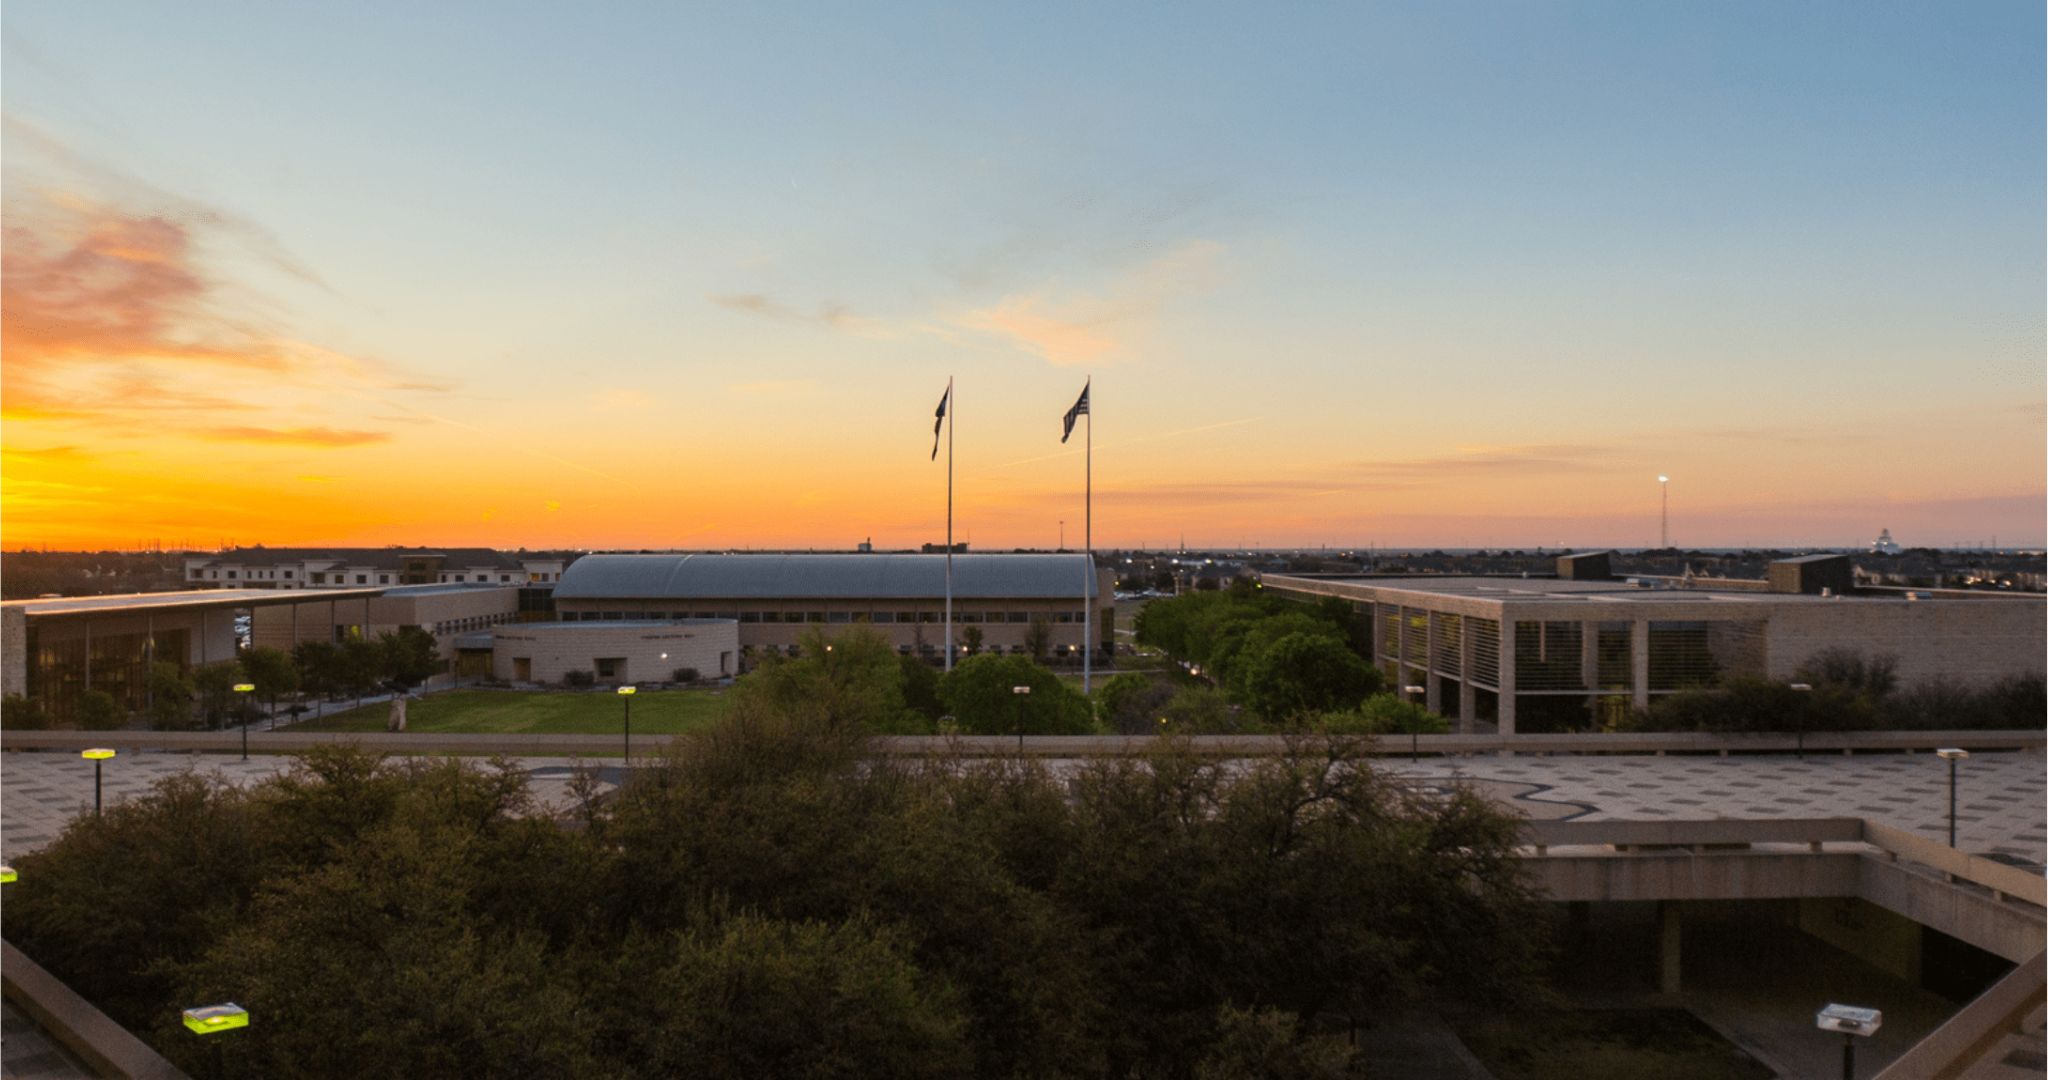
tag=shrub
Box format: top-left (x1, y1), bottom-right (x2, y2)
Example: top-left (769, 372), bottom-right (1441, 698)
top-left (1, 693), bottom-right (51, 731)
top-left (562, 670), bottom-right (596, 688)
top-left (672, 667), bottom-right (700, 685)
top-left (76, 690), bottom-right (124, 731)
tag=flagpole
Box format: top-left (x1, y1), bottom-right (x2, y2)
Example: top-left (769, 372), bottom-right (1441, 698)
top-left (945, 375), bottom-right (955, 673)
top-left (1082, 377), bottom-right (1092, 696)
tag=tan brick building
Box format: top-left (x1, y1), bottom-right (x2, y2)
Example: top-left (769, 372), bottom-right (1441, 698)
top-left (552, 553), bottom-right (1114, 664)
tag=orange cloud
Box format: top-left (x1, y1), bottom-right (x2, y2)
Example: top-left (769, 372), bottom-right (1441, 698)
top-left (201, 426), bottom-right (392, 447)
top-left (958, 239), bottom-right (1223, 365)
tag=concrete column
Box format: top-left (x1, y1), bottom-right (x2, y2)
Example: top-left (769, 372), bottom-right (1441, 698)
top-left (1457, 625), bottom-right (1476, 735)
top-left (1659, 901), bottom-right (1682, 993)
top-left (1496, 618), bottom-right (1517, 736)
top-left (1392, 605), bottom-right (1407, 691)
top-left (1631, 620), bottom-right (1651, 714)
top-left (1423, 610), bottom-right (1442, 713)
top-left (1581, 620), bottom-right (1601, 728)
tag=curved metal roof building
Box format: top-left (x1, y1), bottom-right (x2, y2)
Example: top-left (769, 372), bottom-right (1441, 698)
top-left (555, 553), bottom-right (1101, 600)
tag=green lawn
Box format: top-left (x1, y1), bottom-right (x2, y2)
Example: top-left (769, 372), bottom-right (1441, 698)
top-left (291, 689), bottom-right (732, 735)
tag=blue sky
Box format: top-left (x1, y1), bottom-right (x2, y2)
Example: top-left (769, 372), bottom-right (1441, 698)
top-left (4, 2), bottom-right (2042, 549)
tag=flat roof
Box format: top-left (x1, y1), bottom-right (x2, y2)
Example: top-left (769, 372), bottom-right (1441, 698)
top-left (2, 587), bottom-right (387, 619)
top-left (1263, 575), bottom-right (2042, 606)
top-left (558, 553), bottom-right (1101, 601)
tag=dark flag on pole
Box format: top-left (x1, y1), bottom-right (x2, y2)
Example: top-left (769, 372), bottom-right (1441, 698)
top-left (931, 385), bottom-right (950, 460)
top-left (1061, 381), bottom-right (1089, 443)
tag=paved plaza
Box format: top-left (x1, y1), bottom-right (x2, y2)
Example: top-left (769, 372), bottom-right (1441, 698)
top-left (3, 747), bottom-right (2041, 867)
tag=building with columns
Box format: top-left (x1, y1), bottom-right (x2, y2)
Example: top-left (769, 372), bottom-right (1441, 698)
top-left (1261, 553), bottom-right (2046, 734)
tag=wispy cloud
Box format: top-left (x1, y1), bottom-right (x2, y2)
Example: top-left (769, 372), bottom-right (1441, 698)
top-left (201, 426), bottom-right (391, 448)
top-left (709, 293), bottom-right (889, 337)
top-left (957, 239), bottom-right (1223, 365)
top-left (726, 378), bottom-right (820, 397)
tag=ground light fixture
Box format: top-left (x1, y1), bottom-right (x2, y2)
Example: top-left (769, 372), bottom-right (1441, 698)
top-left (81, 748), bottom-right (115, 816)
top-left (185, 1002), bottom-right (250, 1077)
top-left (1815, 1003), bottom-right (1880, 1080)
top-left (233, 683), bottom-right (255, 762)
top-left (1936, 748), bottom-right (1969, 847)
top-left (0, 866), bottom-right (15, 883)
top-left (617, 685), bottom-right (637, 764)
top-left (1788, 683), bottom-right (1813, 759)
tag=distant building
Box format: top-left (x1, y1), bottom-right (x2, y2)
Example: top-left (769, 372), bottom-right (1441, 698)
top-left (490, 620), bottom-right (739, 685)
top-left (552, 553), bottom-right (1112, 662)
top-left (1262, 554), bottom-right (2045, 734)
top-left (1872, 529), bottom-right (1902, 556)
top-left (182, 547), bottom-right (566, 590)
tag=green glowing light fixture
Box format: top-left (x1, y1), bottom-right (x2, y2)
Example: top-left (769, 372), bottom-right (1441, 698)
top-left (81, 748), bottom-right (115, 761)
top-left (182, 1003), bottom-right (250, 1035)
top-left (0, 866), bottom-right (16, 883)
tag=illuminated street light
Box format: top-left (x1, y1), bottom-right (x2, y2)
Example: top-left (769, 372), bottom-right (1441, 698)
top-left (617, 685), bottom-right (637, 764)
top-left (81, 748), bottom-right (115, 816)
top-left (234, 683), bottom-right (255, 762)
top-left (185, 1002), bottom-right (250, 1077)
top-left (1816, 1003), bottom-right (1880, 1080)
top-left (1936, 748), bottom-right (1969, 847)
top-left (0, 866), bottom-right (16, 884)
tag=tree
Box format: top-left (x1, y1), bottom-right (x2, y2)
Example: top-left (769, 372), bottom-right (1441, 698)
top-left (75, 689), bottom-right (123, 731)
top-left (1237, 632), bottom-right (1381, 722)
top-left (1095, 672), bottom-right (1176, 734)
top-left (2, 693), bottom-right (51, 731)
top-left (146, 663), bottom-right (199, 731)
top-left (1023, 616), bottom-right (1052, 664)
top-left (1316, 693), bottom-right (1449, 738)
top-left (240, 647), bottom-right (299, 725)
top-left (960, 625), bottom-right (985, 656)
top-left (898, 655), bottom-right (943, 723)
top-left (337, 638), bottom-right (383, 708)
top-left (192, 661), bottom-right (249, 730)
top-left (734, 627), bottom-right (927, 733)
top-left (291, 641), bottom-right (343, 699)
top-left (377, 628), bottom-right (442, 690)
top-left (938, 654), bottom-right (1093, 737)
top-left (1796, 648), bottom-right (1900, 701)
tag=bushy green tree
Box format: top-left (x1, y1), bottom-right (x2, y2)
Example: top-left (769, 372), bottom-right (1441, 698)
top-left (239, 646), bottom-right (299, 723)
top-left (1316, 692), bottom-right (1449, 737)
top-left (376, 628), bottom-right (442, 689)
top-left (938, 654), bottom-right (1093, 736)
top-left (1238, 632), bottom-right (1381, 722)
top-left (146, 663), bottom-right (198, 730)
top-left (337, 637), bottom-right (383, 707)
top-left (75, 688), bottom-right (123, 730)
top-left (191, 660), bottom-right (248, 729)
top-left (1094, 672), bottom-right (1176, 734)
top-left (291, 640), bottom-right (342, 698)
top-left (735, 627), bottom-right (928, 733)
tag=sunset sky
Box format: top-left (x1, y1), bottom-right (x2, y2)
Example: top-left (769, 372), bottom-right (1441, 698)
top-left (4, 3), bottom-right (2042, 552)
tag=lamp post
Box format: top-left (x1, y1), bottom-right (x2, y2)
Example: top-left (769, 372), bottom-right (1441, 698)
top-left (1402, 684), bottom-right (1427, 760)
top-left (82, 748), bottom-right (115, 816)
top-left (1012, 685), bottom-right (1031, 752)
top-left (1658, 475), bottom-right (1670, 548)
top-left (184, 1001), bottom-right (249, 1078)
top-left (233, 683), bottom-right (255, 762)
top-left (1816, 1004), bottom-right (1880, 1080)
top-left (617, 685), bottom-right (637, 765)
top-left (1936, 748), bottom-right (1969, 847)
top-left (1788, 683), bottom-right (1812, 759)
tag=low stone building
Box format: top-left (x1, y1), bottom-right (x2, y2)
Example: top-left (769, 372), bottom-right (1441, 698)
top-left (489, 620), bottom-right (739, 686)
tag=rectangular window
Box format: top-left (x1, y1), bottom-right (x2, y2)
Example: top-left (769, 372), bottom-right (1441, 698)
top-left (1008, 612), bottom-right (1029, 624)
top-left (806, 611), bottom-right (826, 624)
top-left (918, 611), bottom-right (941, 623)
top-left (603, 611), bottom-right (623, 621)
top-left (1055, 612), bottom-right (1076, 624)
top-left (378, 575), bottom-right (389, 584)
top-left (739, 612), bottom-right (761, 624)
top-left (356, 574), bottom-right (368, 584)
top-left (283, 570), bottom-right (294, 579)
top-left (957, 612), bottom-right (983, 624)
top-left (826, 612), bottom-right (853, 624)
top-left (870, 612), bottom-right (895, 624)
top-left (897, 612), bottom-right (917, 624)
top-left (227, 570), bottom-right (237, 579)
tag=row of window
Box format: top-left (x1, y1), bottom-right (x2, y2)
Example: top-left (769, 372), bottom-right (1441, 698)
top-left (193, 568), bottom-right (536, 585)
top-left (427, 612), bottom-right (516, 636)
top-left (562, 610), bottom-right (1086, 624)
top-left (739, 642), bottom-right (1086, 658)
